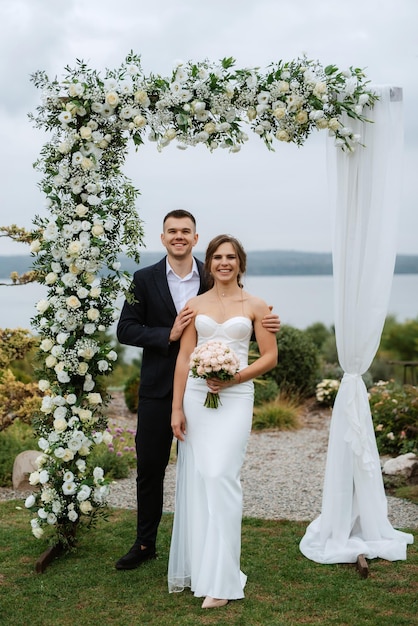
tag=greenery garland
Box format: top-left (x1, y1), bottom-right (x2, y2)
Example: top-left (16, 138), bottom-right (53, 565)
top-left (24, 52), bottom-right (377, 546)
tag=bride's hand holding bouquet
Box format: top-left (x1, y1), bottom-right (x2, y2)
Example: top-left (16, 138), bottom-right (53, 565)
top-left (189, 340), bottom-right (240, 408)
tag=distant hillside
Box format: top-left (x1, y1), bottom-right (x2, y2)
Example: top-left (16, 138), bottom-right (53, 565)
top-left (1, 251), bottom-right (418, 278)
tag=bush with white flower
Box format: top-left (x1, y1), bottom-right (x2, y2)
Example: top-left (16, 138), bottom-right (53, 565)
top-left (315, 378), bottom-right (341, 407)
top-left (25, 52), bottom-right (377, 547)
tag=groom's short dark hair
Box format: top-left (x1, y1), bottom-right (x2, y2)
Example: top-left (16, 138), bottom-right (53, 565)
top-left (163, 209), bottom-right (196, 227)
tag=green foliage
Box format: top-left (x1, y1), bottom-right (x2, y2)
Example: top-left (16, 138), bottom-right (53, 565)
top-left (369, 381), bottom-right (418, 456)
top-left (305, 322), bottom-right (333, 350)
top-left (269, 325), bottom-right (320, 399)
top-left (124, 371), bottom-right (140, 413)
top-left (252, 396), bottom-right (300, 430)
top-left (380, 316), bottom-right (418, 361)
top-left (0, 421), bottom-right (36, 487)
top-left (88, 420), bottom-right (136, 480)
top-left (104, 358), bottom-right (140, 389)
top-left (254, 377), bottom-right (280, 406)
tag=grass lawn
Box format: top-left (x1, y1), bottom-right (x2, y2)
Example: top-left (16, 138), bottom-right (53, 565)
top-left (0, 501), bottom-right (416, 626)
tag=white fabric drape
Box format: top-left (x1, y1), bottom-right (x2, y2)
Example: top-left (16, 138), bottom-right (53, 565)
top-left (300, 86), bottom-right (414, 564)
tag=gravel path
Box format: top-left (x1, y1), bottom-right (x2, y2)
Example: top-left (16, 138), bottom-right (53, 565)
top-left (106, 419), bottom-right (418, 529)
top-left (2, 394), bottom-right (417, 529)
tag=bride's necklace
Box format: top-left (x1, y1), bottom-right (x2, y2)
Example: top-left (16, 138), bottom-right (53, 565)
top-left (215, 285), bottom-right (244, 320)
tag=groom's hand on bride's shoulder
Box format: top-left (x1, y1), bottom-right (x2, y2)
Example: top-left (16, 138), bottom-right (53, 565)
top-left (262, 307), bottom-right (281, 334)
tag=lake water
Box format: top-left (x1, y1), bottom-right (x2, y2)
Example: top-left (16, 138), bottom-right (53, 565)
top-left (1, 274), bottom-right (417, 333)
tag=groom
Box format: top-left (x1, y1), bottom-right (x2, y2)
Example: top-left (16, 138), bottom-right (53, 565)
top-left (115, 209), bottom-right (280, 569)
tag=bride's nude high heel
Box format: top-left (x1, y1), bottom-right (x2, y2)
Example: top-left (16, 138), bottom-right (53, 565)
top-left (201, 596), bottom-right (229, 609)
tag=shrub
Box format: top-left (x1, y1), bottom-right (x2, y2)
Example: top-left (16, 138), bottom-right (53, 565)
top-left (268, 325), bottom-right (320, 399)
top-left (254, 378), bottom-right (280, 406)
top-left (124, 372), bottom-right (140, 413)
top-left (252, 396), bottom-right (301, 430)
top-left (305, 322), bottom-right (333, 350)
top-left (369, 381), bottom-right (418, 456)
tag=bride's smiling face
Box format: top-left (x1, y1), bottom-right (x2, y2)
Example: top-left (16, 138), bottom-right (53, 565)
top-left (210, 242), bottom-right (240, 285)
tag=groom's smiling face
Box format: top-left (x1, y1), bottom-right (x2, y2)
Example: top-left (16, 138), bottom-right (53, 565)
top-left (161, 216), bottom-right (198, 260)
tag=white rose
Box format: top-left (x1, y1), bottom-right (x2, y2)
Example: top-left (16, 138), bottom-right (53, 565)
top-left (29, 471), bottom-right (40, 486)
top-left (58, 110), bottom-right (72, 124)
top-left (328, 118), bottom-right (340, 132)
top-left (107, 350), bottom-right (117, 361)
top-left (69, 82), bottom-right (84, 97)
top-left (56, 333), bottom-right (68, 345)
top-left (83, 375), bottom-right (95, 391)
top-left (66, 296), bottom-right (81, 309)
top-left (47, 513), bottom-right (57, 525)
top-left (68, 509), bottom-right (79, 522)
top-left (313, 82), bottom-right (327, 97)
top-left (32, 526), bottom-right (45, 539)
top-left (36, 299), bottom-right (50, 314)
top-left (91, 223), bottom-right (104, 237)
top-left (92, 432), bottom-right (103, 445)
top-left (134, 114), bottom-right (146, 128)
top-left (102, 430), bottom-right (113, 445)
top-left (62, 481), bottom-right (77, 495)
top-left (54, 447), bottom-right (66, 459)
top-left (276, 129), bottom-right (290, 142)
top-left (80, 500), bottom-right (93, 514)
top-left (39, 470), bottom-right (49, 484)
top-left (40, 338), bottom-right (54, 352)
top-left (93, 467), bottom-right (104, 482)
top-left (77, 485), bottom-right (92, 501)
top-left (45, 272), bottom-right (58, 285)
top-left (75, 289), bottom-right (88, 301)
top-left (98, 360), bottom-right (109, 372)
top-left (79, 126), bottom-right (92, 140)
top-left (77, 362), bottom-right (89, 375)
top-left (79, 409), bottom-right (92, 422)
top-left (87, 308), bottom-right (100, 321)
top-left (81, 157), bottom-right (94, 171)
top-left (105, 91), bottom-right (119, 107)
top-left (45, 355), bottom-right (57, 368)
top-left (295, 110), bottom-right (308, 124)
top-left (90, 286), bottom-right (101, 298)
top-left (25, 494), bottom-right (36, 508)
top-left (87, 392), bottom-right (102, 405)
top-left (30, 240), bottom-right (42, 253)
top-left (75, 203), bottom-right (89, 217)
top-left (76, 459), bottom-right (86, 473)
top-left (53, 416), bottom-right (68, 433)
top-left (134, 90), bottom-right (150, 106)
top-left (62, 448), bottom-right (75, 462)
top-left (53, 405), bottom-right (67, 420)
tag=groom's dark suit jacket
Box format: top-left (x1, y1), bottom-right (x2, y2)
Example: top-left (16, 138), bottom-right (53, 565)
top-left (117, 256), bottom-right (208, 399)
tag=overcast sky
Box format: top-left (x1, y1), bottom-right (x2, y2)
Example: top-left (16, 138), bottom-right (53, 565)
top-left (1, 0), bottom-right (417, 257)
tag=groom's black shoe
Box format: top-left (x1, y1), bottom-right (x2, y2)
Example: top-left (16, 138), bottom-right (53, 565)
top-left (115, 543), bottom-right (157, 570)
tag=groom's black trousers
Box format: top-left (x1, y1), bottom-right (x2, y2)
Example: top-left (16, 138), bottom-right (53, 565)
top-left (135, 393), bottom-right (174, 548)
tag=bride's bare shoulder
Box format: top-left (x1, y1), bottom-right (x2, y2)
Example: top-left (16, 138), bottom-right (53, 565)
top-left (244, 291), bottom-right (270, 315)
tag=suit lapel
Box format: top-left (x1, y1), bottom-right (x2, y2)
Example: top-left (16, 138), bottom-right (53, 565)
top-left (153, 258), bottom-right (177, 317)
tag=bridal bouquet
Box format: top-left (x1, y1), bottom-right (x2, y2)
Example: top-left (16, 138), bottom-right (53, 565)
top-left (189, 340), bottom-right (240, 409)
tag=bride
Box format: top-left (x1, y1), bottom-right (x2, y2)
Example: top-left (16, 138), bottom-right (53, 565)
top-left (168, 234), bottom-right (278, 609)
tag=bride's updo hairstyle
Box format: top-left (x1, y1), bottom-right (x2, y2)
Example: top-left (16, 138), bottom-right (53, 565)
top-left (204, 234), bottom-right (247, 289)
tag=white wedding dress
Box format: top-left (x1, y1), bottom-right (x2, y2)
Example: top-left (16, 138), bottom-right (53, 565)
top-left (168, 314), bottom-right (254, 600)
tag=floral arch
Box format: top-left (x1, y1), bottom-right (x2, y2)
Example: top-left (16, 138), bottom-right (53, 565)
top-left (25, 53), bottom-right (382, 549)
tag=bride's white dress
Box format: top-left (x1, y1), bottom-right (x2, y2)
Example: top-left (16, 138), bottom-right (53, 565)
top-left (168, 314), bottom-right (254, 600)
